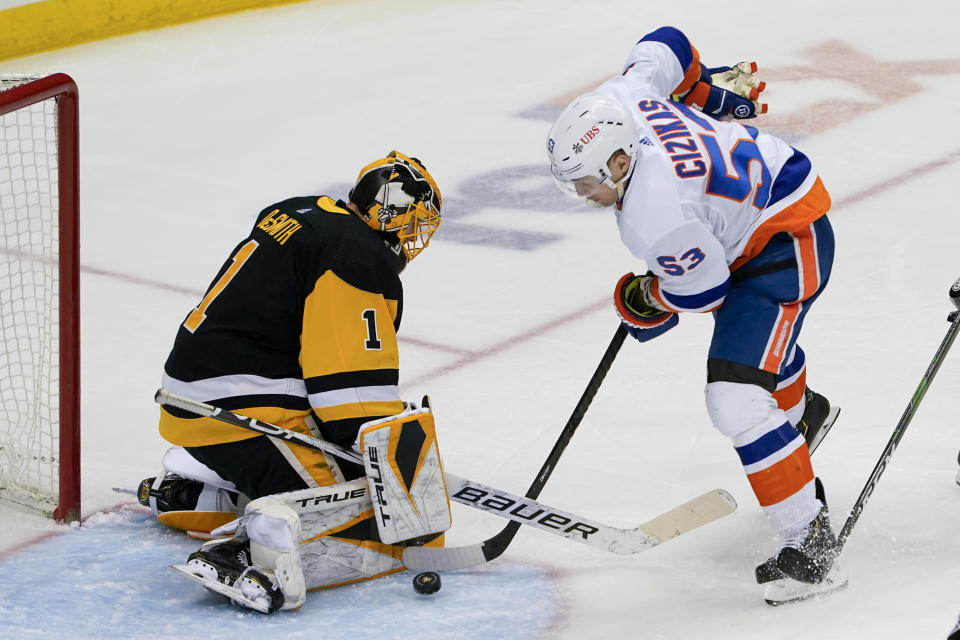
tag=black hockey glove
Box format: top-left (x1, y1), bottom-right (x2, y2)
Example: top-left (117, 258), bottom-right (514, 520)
top-left (614, 272), bottom-right (678, 343)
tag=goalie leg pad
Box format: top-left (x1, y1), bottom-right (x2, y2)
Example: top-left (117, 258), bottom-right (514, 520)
top-left (298, 524), bottom-right (445, 590)
top-left (357, 408), bottom-right (451, 544)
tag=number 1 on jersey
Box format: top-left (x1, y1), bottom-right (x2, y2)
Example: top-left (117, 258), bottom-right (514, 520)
top-left (362, 309), bottom-right (382, 350)
top-left (183, 240), bottom-right (259, 333)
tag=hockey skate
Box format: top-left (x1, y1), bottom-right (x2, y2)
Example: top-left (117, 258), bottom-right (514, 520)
top-left (753, 391), bottom-right (838, 586)
top-left (796, 388), bottom-right (840, 455)
top-left (171, 538), bottom-right (284, 613)
top-left (776, 502), bottom-right (839, 584)
top-left (138, 474), bottom-right (203, 512)
top-left (755, 479), bottom-right (849, 605)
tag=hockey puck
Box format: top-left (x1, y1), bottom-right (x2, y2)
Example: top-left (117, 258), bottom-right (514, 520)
top-left (412, 571), bottom-right (441, 595)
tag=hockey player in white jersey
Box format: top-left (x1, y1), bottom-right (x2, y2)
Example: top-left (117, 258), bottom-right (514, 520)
top-left (546, 26), bottom-right (843, 603)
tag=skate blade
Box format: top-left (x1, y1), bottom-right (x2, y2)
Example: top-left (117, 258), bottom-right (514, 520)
top-left (170, 564), bottom-right (271, 613)
top-left (763, 566), bottom-right (848, 606)
top-left (807, 406), bottom-right (840, 455)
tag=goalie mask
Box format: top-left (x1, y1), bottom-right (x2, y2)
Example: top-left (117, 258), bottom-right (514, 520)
top-left (546, 93), bottom-right (638, 202)
top-left (349, 151), bottom-right (442, 262)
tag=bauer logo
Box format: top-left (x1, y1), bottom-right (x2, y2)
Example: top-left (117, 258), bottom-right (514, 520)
top-left (547, 137), bottom-right (555, 153)
top-left (451, 486), bottom-right (599, 539)
top-left (952, 278), bottom-right (960, 294)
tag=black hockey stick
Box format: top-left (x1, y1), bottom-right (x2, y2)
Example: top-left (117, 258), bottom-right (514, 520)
top-left (836, 277), bottom-right (960, 550)
top-left (403, 325), bottom-right (628, 570)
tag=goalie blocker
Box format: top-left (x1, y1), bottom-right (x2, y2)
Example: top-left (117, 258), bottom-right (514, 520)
top-left (357, 407), bottom-right (452, 544)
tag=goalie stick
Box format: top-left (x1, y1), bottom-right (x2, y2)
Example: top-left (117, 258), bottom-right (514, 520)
top-left (404, 325), bottom-right (626, 570)
top-left (155, 387), bottom-right (737, 555)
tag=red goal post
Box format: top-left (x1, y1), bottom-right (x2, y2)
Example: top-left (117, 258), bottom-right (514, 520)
top-left (0, 73), bottom-right (80, 522)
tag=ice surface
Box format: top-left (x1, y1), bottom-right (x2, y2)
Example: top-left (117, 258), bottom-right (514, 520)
top-left (0, 508), bottom-right (558, 639)
top-left (2, 1), bottom-right (960, 638)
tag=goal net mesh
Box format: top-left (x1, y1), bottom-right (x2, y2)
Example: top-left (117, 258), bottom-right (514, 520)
top-left (0, 74), bottom-right (62, 516)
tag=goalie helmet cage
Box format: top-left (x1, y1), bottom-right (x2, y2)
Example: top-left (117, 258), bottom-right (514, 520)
top-left (0, 73), bottom-right (80, 522)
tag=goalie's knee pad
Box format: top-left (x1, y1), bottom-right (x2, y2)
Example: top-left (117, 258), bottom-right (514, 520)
top-left (704, 381), bottom-right (786, 442)
top-left (356, 407), bottom-right (451, 545)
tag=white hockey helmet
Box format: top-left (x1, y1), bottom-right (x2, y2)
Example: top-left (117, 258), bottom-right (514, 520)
top-left (546, 93), bottom-right (638, 199)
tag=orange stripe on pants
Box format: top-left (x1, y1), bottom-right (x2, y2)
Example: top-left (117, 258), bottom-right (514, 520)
top-left (762, 304), bottom-right (800, 373)
top-left (793, 224), bottom-right (820, 301)
top-left (746, 445), bottom-right (814, 507)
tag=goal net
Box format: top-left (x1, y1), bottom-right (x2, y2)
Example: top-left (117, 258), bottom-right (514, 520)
top-left (0, 74), bottom-right (80, 522)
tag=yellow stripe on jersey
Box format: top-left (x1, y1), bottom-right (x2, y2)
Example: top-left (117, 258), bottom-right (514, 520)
top-left (301, 270), bottom-right (400, 379)
top-left (159, 405), bottom-right (311, 447)
top-left (312, 400), bottom-right (404, 424)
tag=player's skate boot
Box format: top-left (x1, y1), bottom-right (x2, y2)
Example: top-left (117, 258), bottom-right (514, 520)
top-left (776, 501), bottom-right (839, 584)
top-left (795, 388), bottom-right (836, 454)
top-left (760, 479), bottom-right (849, 605)
top-left (183, 537), bottom-right (252, 585)
top-left (176, 537), bottom-right (285, 613)
top-left (138, 474), bottom-right (203, 512)
top-left (755, 477), bottom-right (834, 584)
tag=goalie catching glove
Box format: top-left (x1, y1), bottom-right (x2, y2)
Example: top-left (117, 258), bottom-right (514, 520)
top-left (614, 272), bottom-right (678, 343)
top-left (677, 62), bottom-right (767, 120)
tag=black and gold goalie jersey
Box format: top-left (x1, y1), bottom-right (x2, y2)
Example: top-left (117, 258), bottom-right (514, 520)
top-left (160, 196), bottom-right (405, 449)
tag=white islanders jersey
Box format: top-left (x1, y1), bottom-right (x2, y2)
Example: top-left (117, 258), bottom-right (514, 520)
top-left (595, 29), bottom-right (830, 314)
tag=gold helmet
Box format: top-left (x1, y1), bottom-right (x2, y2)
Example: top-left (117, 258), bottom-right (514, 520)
top-left (349, 151), bottom-right (442, 262)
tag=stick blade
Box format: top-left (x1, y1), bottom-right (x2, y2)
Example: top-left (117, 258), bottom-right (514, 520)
top-left (637, 489), bottom-right (738, 543)
top-left (403, 541), bottom-right (487, 572)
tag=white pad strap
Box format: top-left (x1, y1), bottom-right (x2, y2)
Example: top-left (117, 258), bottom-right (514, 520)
top-left (357, 408), bottom-right (451, 544)
top-left (245, 500), bottom-right (306, 610)
top-left (147, 474), bottom-right (165, 515)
